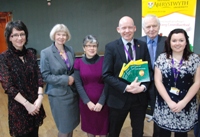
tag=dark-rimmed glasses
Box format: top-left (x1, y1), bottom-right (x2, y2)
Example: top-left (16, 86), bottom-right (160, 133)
top-left (85, 45), bottom-right (98, 48)
top-left (11, 33), bottom-right (26, 38)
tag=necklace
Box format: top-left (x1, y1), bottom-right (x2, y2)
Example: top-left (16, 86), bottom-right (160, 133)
top-left (55, 45), bottom-right (70, 69)
top-left (59, 50), bottom-right (70, 69)
top-left (59, 51), bottom-right (65, 56)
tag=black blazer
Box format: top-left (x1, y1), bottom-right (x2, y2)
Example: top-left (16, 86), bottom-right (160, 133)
top-left (102, 38), bottom-right (151, 109)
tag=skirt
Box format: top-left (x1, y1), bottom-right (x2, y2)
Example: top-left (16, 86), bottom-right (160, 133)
top-left (48, 90), bottom-right (80, 133)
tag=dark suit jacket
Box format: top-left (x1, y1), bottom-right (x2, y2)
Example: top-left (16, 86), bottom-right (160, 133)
top-left (138, 35), bottom-right (167, 106)
top-left (138, 35), bottom-right (167, 71)
top-left (102, 38), bottom-right (151, 109)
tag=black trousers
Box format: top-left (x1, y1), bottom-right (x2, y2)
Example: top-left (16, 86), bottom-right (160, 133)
top-left (15, 127), bottom-right (39, 137)
top-left (148, 82), bottom-right (160, 137)
top-left (159, 128), bottom-right (187, 137)
top-left (108, 96), bottom-right (147, 137)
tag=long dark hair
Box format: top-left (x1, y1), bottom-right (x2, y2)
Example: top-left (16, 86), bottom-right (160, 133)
top-left (165, 28), bottom-right (192, 60)
top-left (4, 20), bottom-right (28, 49)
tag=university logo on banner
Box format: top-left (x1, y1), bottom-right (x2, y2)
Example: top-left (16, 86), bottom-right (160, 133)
top-left (142, 0), bottom-right (197, 51)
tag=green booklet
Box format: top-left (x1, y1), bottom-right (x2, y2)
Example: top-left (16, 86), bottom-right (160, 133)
top-left (119, 59), bottom-right (150, 83)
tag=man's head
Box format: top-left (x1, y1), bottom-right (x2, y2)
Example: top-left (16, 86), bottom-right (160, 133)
top-left (142, 14), bottom-right (160, 39)
top-left (117, 16), bottom-right (136, 42)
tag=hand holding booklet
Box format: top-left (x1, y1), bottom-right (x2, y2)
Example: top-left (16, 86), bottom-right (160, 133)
top-left (119, 59), bottom-right (150, 83)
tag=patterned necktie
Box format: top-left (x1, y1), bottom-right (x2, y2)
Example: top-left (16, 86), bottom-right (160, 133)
top-left (149, 40), bottom-right (155, 68)
top-left (127, 42), bottom-right (132, 61)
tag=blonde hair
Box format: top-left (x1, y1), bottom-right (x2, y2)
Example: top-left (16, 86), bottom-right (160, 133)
top-left (49, 24), bottom-right (71, 41)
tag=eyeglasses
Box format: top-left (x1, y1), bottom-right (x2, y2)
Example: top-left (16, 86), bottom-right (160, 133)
top-left (11, 33), bottom-right (26, 38)
top-left (85, 45), bottom-right (98, 48)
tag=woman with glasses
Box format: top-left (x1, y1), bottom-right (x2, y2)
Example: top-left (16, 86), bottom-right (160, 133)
top-left (0, 20), bottom-right (46, 137)
top-left (74, 35), bottom-right (109, 137)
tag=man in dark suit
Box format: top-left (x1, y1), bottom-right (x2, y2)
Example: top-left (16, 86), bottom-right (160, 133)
top-left (138, 14), bottom-right (167, 137)
top-left (102, 16), bottom-right (151, 137)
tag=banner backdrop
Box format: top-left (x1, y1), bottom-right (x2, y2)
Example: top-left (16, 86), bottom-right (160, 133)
top-left (142, 0), bottom-right (197, 51)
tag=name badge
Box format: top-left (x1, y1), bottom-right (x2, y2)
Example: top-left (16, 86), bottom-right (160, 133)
top-left (170, 87), bottom-right (180, 95)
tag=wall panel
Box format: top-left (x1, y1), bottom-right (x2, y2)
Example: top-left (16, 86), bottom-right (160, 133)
top-left (0, 0), bottom-right (199, 55)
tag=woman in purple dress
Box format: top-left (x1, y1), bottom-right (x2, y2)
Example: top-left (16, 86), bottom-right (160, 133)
top-left (74, 35), bottom-right (109, 137)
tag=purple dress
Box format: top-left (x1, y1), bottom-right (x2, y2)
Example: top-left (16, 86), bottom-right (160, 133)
top-left (74, 56), bottom-right (109, 135)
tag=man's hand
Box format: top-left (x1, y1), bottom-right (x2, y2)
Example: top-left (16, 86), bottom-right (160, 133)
top-left (126, 77), bottom-right (144, 94)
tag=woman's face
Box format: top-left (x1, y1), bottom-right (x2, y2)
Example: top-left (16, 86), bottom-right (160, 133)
top-left (170, 33), bottom-right (186, 54)
top-left (83, 42), bottom-right (98, 59)
top-left (9, 28), bottom-right (26, 50)
top-left (54, 31), bottom-right (67, 46)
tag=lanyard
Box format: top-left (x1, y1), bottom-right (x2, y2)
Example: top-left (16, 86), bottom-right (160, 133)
top-left (123, 44), bottom-right (135, 61)
top-left (171, 58), bottom-right (183, 87)
top-left (61, 52), bottom-right (70, 70)
top-left (55, 46), bottom-right (71, 70)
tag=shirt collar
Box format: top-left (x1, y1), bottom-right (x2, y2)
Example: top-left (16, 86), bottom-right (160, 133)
top-left (121, 37), bottom-right (134, 46)
top-left (147, 35), bottom-right (158, 44)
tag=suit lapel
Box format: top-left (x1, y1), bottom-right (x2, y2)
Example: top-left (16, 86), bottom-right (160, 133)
top-left (141, 36), bottom-right (147, 43)
top-left (143, 35), bottom-right (164, 60)
top-left (134, 39), bottom-right (141, 60)
top-left (51, 44), bottom-right (67, 69)
top-left (116, 39), bottom-right (127, 63)
top-left (64, 46), bottom-right (74, 70)
top-left (156, 35), bottom-right (164, 59)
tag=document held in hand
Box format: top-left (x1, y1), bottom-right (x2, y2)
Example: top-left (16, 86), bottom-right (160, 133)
top-left (119, 59), bottom-right (150, 83)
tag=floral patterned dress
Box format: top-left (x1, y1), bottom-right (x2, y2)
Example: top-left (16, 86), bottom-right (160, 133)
top-left (0, 49), bottom-right (46, 136)
top-left (153, 53), bottom-right (200, 132)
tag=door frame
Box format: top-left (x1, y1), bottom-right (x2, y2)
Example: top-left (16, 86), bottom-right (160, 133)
top-left (0, 12), bottom-right (12, 53)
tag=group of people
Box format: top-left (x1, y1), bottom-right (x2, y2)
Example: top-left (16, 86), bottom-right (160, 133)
top-left (0, 14), bottom-right (199, 137)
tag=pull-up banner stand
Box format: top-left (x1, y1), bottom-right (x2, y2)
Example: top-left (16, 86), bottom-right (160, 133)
top-left (142, 0), bottom-right (197, 51)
